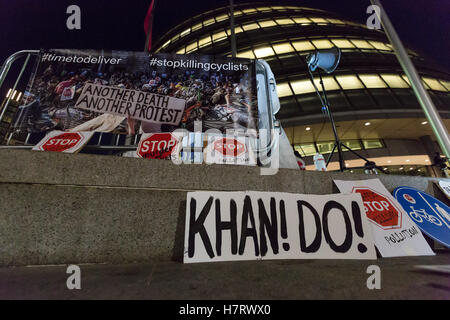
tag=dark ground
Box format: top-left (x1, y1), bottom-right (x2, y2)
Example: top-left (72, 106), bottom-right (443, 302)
top-left (1, 251), bottom-right (449, 300)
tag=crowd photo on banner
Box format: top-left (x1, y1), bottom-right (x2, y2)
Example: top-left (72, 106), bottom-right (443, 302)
top-left (8, 49), bottom-right (258, 144)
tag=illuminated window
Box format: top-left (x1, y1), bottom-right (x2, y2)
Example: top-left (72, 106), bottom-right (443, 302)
top-left (257, 7), bottom-right (273, 12)
top-left (292, 40), bottom-right (315, 51)
top-left (350, 39), bottom-right (374, 49)
top-left (176, 47), bottom-right (186, 54)
top-left (212, 31), bottom-right (227, 42)
top-left (294, 144), bottom-right (316, 157)
top-left (236, 50), bottom-right (255, 59)
top-left (313, 77), bottom-right (340, 91)
top-left (326, 18), bottom-right (345, 24)
top-left (226, 26), bottom-right (243, 35)
top-left (272, 43), bottom-right (294, 55)
top-left (381, 74), bottom-right (409, 88)
top-left (423, 78), bottom-right (447, 91)
top-left (331, 39), bottom-right (355, 48)
top-left (369, 41), bottom-right (392, 51)
top-left (203, 18), bottom-right (216, 27)
top-left (276, 83), bottom-right (293, 98)
top-left (310, 18), bottom-right (328, 24)
top-left (186, 42), bottom-right (197, 53)
top-left (161, 40), bottom-right (171, 49)
top-left (258, 20), bottom-right (277, 28)
top-left (198, 36), bottom-right (211, 48)
top-left (342, 140), bottom-right (362, 151)
top-left (312, 39), bottom-right (334, 49)
top-left (271, 6), bottom-right (288, 11)
top-left (290, 79), bottom-right (316, 94)
top-left (191, 23), bottom-right (202, 32)
top-left (335, 75), bottom-right (365, 89)
top-left (359, 75), bottom-right (388, 88)
top-left (215, 14), bottom-right (229, 22)
top-left (242, 23), bottom-right (259, 31)
top-left (275, 18), bottom-right (295, 25)
top-left (293, 17), bottom-right (311, 25)
top-left (253, 46), bottom-right (275, 58)
top-left (362, 139), bottom-right (384, 149)
top-left (317, 141), bottom-right (335, 154)
top-left (402, 75), bottom-right (430, 89)
top-left (233, 10), bottom-right (243, 17)
top-left (242, 8), bottom-right (257, 14)
top-left (440, 80), bottom-right (450, 91)
top-left (180, 28), bottom-right (190, 37)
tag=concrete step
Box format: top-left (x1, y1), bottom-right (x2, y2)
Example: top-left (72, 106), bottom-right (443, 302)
top-left (0, 149), bottom-right (448, 266)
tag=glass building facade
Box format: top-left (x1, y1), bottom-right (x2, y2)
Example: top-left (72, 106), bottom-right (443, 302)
top-left (153, 3), bottom-right (450, 174)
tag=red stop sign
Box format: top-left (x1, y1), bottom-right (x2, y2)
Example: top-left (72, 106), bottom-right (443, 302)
top-left (41, 132), bottom-right (83, 152)
top-left (353, 187), bottom-right (402, 229)
top-left (137, 133), bottom-right (179, 159)
top-left (214, 138), bottom-right (246, 157)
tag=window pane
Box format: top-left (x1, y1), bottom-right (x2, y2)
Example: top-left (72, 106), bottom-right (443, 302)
top-left (362, 140), bottom-right (384, 149)
top-left (253, 46), bottom-right (275, 58)
top-left (186, 42), bottom-right (197, 53)
top-left (312, 39), bottom-right (334, 49)
top-left (331, 39), bottom-right (355, 48)
top-left (258, 20), bottom-right (277, 28)
top-left (257, 7), bottom-right (273, 12)
top-left (180, 28), bottom-right (190, 37)
top-left (310, 18), bottom-right (328, 23)
top-left (198, 36), bottom-right (211, 48)
top-left (314, 77), bottom-right (340, 91)
top-left (381, 74), bottom-right (409, 88)
top-left (203, 18), bottom-right (216, 26)
top-left (292, 40), bottom-right (315, 51)
top-left (215, 14), bottom-right (229, 22)
top-left (176, 47), bottom-right (186, 54)
top-left (161, 40), bottom-right (171, 49)
top-left (236, 50), bottom-right (255, 59)
top-left (317, 141), bottom-right (335, 154)
top-left (275, 18), bottom-right (295, 25)
top-left (277, 83), bottom-right (293, 98)
top-left (422, 78), bottom-right (447, 92)
top-left (243, 8), bottom-right (257, 13)
top-left (440, 80), bottom-right (450, 91)
top-left (273, 43), bottom-right (294, 54)
top-left (342, 140), bottom-right (362, 150)
top-left (212, 31), bottom-right (227, 42)
top-left (293, 17), bottom-right (311, 24)
top-left (350, 39), bottom-right (374, 49)
top-left (191, 23), bottom-right (202, 31)
top-left (359, 75), bottom-right (388, 88)
top-left (335, 75), bottom-right (365, 89)
top-left (295, 144), bottom-right (316, 157)
top-left (291, 79), bottom-right (315, 94)
top-left (242, 23), bottom-right (259, 31)
top-left (369, 41), bottom-right (392, 51)
top-left (326, 18), bottom-right (345, 24)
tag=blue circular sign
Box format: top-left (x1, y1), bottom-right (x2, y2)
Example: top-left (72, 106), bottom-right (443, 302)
top-left (393, 186), bottom-right (450, 248)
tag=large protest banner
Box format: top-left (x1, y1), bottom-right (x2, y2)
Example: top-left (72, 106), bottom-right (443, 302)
top-left (184, 191), bottom-right (376, 263)
top-left (5, 49), bottom-right (258, 144)
top-left (334, 179), bottom-right (435, 257)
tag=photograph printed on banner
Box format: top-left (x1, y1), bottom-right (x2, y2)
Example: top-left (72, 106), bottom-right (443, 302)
top-left (6, 49), bottom-right (258, 144)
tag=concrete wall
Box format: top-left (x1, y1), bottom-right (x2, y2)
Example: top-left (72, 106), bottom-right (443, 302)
top-left (0, 149), bottom-right (448, 266)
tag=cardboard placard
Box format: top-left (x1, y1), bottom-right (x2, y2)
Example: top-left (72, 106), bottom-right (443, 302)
top-left (334, 179), bottom-right (435, 257)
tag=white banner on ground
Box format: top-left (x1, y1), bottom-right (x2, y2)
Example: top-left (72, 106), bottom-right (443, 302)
top-left (184, 191), bottom-right (376, 263)
top-left (334, 179), bottom-right (435, 257)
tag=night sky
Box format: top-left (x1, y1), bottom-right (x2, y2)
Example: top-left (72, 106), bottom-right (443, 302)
top-left (0, 0), bottom-right (449, 74)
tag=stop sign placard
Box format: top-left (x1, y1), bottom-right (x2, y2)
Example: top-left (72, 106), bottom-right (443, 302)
top-left (213, 138), bottom-right (246, 157)
top-left (33, 131), bottom-right (92, 153)
top-left (137, 133), bottom-right (179, 159)
top-left (352, 187), bottom-right (403, 230)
